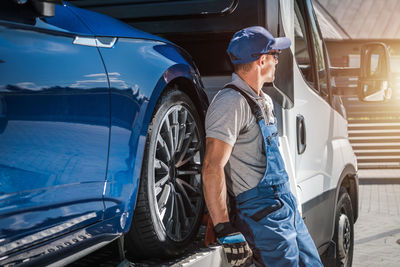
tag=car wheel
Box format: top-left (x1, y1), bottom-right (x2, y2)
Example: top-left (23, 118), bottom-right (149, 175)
top-left (333, 187), bottom-right (354, 267)
top-left (125, 88), bottom-right (204, 260)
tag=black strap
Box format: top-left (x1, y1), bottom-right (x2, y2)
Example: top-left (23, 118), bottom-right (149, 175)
top-left (214, 222), bottom-right (238, 238)
top-left (224, 84), bottom-right (264, 122)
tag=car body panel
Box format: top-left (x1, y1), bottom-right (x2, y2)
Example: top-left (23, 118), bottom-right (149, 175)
top-left (64, 2), bottom-right (170, 43)
top-left (1, 215), bottom-right (122, 266)
top-left (44, 3), bottom-right (93, 35)
top-left (0, 1), bottom-right (208, 264)
top-left (0, 7), bottom-right (113, 257)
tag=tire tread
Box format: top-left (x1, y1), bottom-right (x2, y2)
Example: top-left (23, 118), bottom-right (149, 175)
top-left (125, 88), bottom-right (204, 260)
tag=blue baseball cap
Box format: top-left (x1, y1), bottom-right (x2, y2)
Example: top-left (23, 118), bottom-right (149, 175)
top-left (227, 26), bottom-right (291, 64)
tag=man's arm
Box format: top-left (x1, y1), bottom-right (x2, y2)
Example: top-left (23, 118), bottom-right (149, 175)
top-left (202, 137), bottom-right (253, 266)
top-left (202, 137), bottom-right (233, 226)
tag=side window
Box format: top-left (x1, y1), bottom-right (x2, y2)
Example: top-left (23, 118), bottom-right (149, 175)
top-left (294, 2), bottom-right (315, 90)
top-left (307, 0), bottom-right (329, 101)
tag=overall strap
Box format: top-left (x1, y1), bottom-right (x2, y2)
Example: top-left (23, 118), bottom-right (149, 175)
top-left (223, 84), bottom-right (264, 123)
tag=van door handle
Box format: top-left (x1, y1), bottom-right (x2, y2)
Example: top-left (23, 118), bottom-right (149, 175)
top-left (296, 115), bottom-right (306, 154)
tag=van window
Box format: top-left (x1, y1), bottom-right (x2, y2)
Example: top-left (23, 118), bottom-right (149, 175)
top-left (307, 0), bottom-right (328, 101)
top-left (294, 2), bottom-right (315, 89)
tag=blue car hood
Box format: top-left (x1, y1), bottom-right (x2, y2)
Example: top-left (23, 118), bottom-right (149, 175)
top-left (63, 2), bottom-right (171, 44)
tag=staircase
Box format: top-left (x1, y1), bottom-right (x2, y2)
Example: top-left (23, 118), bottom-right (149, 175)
top-left (343, 82), bottom-right (400, 169)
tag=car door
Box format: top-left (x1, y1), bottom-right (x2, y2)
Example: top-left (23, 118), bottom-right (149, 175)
top-left (292, 0), bottom-right (335, 249)
top-left (0, 1), bottom-right (109, 255)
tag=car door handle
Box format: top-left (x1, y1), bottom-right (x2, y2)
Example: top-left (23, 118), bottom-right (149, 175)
top-left (296, 114), bottom-right (306, 154)
top-left (73, 36), bottom-right (117, 48)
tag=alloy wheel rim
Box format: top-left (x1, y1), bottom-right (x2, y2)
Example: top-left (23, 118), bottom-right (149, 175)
top-left (338, 212), bottom-right (351, 262)
top-left (153, 104), bottom-right (203, 242)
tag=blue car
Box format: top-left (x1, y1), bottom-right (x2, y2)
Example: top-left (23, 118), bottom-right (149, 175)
top-left (0, 0), bottom-right (208, 265)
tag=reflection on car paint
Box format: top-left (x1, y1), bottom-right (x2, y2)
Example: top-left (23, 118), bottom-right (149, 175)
top-left (0, 1), bottom-right (208, 263)
top-left (0, 22), bottom-right (109, 246)
top-left (0, 212), bottom-right (97, 256)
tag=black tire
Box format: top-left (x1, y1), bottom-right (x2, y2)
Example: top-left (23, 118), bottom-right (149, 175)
top-left (125, 88), bottom-right (204, 260)
top-left (333, 187), bottom-right (354, 267)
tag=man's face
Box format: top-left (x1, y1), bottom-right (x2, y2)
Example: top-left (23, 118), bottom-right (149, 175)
top-left (260, 50), bottom-right (279, 83)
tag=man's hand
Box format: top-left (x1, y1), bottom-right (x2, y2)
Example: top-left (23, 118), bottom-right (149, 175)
top-left (215, 222), bottom-right (253, 266)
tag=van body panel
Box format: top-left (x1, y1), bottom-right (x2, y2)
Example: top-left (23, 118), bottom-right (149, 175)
top-left (279, 135), bottom-right (301, 212)
top-left (291, 64), bottom-right (334, 247)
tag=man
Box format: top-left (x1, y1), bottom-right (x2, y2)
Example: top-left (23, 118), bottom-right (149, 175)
top-left (202, 26), bottom-right (323, 267)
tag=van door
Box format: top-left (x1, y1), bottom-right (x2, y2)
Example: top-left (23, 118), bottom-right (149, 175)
top-left (0, 2), bottom-right (109, 255)
top-left (292, 0), bottom-right (336, 249)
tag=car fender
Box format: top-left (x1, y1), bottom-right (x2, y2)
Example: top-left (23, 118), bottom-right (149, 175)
top-left (120, 63), bottom-right (207, 233)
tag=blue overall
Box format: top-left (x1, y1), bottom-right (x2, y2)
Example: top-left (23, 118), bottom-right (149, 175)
top-left (225, 85), bottom-right (323, 267)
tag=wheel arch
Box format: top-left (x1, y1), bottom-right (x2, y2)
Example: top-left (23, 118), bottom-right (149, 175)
top-left (168, 77), bottom-right (208, 124)
top-left (332, 164), bottom-right (359, 238)
top-left (320, 164), bottom-right (358, 259)
top-left (123, 63), bottom-right (208, 233)
top-left (144, 63), bottom-right (208, 132)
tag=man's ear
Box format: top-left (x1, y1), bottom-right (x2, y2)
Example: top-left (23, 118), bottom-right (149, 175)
top-left (258, 54), bottom-right (267, 67)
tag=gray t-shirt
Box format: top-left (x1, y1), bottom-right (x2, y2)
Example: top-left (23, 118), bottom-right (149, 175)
top-left (205, 73), bottom-right (275, 196)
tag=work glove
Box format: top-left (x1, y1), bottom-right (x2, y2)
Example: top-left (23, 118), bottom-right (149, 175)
top-left (214, 222), bottom-right (253, 266)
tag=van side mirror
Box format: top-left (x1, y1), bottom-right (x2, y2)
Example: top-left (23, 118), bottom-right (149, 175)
top-left (359, 42), bottom-right (392, 102)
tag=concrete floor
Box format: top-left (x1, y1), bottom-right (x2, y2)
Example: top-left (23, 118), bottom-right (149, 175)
top-left (353, 183), bottom-right (400, 267)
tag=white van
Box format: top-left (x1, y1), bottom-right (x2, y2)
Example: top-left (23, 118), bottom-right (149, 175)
top-left (73, 0), bottom-right (391, 266)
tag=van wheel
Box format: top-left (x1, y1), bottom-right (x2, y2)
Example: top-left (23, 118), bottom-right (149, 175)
top-left (333, 187), bottom-right (354, 267)
top-left (125, 88), bottom-right (204, 260)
